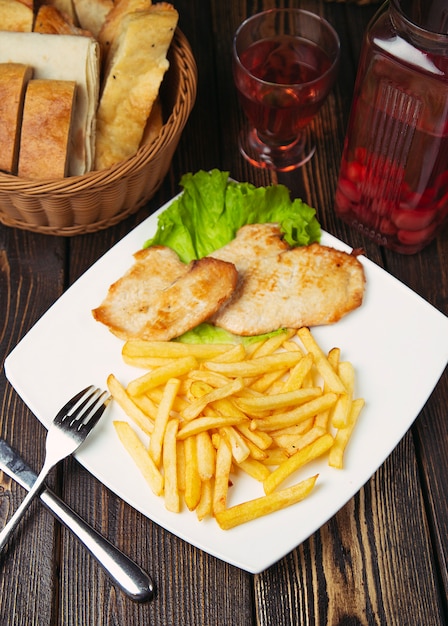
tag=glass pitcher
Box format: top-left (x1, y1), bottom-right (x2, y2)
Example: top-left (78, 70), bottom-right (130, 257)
top-left (334, 0), bottom-right (448, 254)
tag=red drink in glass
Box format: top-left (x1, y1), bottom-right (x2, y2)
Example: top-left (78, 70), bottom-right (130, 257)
top-left (237, 36), bottom-right (334, 145)
top-left (233, 9), bottom-right (340, 171)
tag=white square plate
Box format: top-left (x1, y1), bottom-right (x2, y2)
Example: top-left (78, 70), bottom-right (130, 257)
top-left (5, 194), bottom-right (448, 573)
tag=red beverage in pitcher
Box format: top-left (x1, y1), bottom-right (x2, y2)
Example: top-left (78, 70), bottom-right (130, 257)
top-left (334, 0), bottom-right (448, 254)
top-left (235, 36), bottom-right (333, 146)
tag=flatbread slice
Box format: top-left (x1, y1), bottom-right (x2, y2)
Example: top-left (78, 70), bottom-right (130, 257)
top-left (94, 3), bottom-right (178, 170)
top-left (72, 0), bottom-right (113, 37)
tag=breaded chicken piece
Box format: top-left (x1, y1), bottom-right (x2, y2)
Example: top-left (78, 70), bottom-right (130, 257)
top-left (210, 225), bottom-right (365, 336)
top-left (92, 246), bottom-right (238, 341)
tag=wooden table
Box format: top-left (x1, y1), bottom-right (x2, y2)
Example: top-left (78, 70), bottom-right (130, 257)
top-left (1, 1), bottom-right (447, 624)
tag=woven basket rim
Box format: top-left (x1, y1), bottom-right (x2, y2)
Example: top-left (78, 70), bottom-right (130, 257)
top-left (0, 28), bottom-right (195, 196)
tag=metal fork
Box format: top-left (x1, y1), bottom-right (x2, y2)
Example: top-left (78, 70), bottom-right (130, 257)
top-left (0, 385), bottom-right (110, 551)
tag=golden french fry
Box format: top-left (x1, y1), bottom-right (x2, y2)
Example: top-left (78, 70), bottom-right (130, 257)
top-left (261, 448), bottom-right (289, 466)
top-left (187, 380), bottom-right (213, 400)
top-left (327, 347), bottom-right (340, 370)
top-left (184, 435), bottom-right (201, 511)
top-left (196, 430), bottom-right (216, 481)
top-left (213, 435), bottom-right (232, 514)
top-left (196, 478), bottom-right (213, 521)
top-left (270, 418), bottom-right (314, 438)
top-left (240, 435), bottom-right (268, 461)
top-left (278, 425), bottom-right (327, 456)
top-left (236, 457), bottom-right (271, 481)
top-left (282, 352), bottom-right (314, 392)
top-left (149, 378), bottom-right (180, 467)
top-left (204, 351), bottom-right (302, 378)
top-left (123, 355), bottom-right (180, 369)
top-left (314, 408), bottom-right (330, 430)
top-left (131, 393), bottom-right (159, 421)
top-left (331, 361), bottom-right (355, 429)
top-left (254, 393), bottom-right (338, 432)
top-left (250, 330), bottom-right (294, 358)
top-left (176, 439), bottom-right (186, 492)
top-left (249, 369), bottom-right (288, 393)
top-left (211, 397), bottom-right (247, 419)
top-left (187, 370), bottom-right (233, 388)
top-left (163, 418), bottom-right (180, 513)
top-left (236, 421), bottom-right (273, 450)
top-left (181, 377), bottom-right (245, 421)
top-left (123, 339), bottom-right (230, 359)
top-left (107, 374), bottom-right (154, 435)
top-left (235, 387), bottom-right (322, 415)
top-left (245, 339), bottom-right (267, 357)
top-left (127, 356), bottom-right (198, 396)
top-left (297, 327), bottom-right (346, 393)
top-left (208, 343), bottom-right (246, 363)
top-left (329, 398), bottom-right (365, 469)
top-left (264, 433), bottom-right (334, 494)
top-left (111, 327), bottom-right (365, 530)
top-left (282, 340), bottom-right (303, 353)
top-left (177, 414), bottom-right (247, 440)
top-left (113, 421), bottom-right (163, 496)
top-left (222, 426), bottom-right (250, 463)
top-left (215, 475), bottom-right (318, 530)
top-left (146, 386), bottom-right (188, 413)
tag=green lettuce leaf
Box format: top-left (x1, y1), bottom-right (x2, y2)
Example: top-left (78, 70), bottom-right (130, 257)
top-left (175, 323), bottom-right (287, 346)
top-left (144, 169), bottom-right (321, 262)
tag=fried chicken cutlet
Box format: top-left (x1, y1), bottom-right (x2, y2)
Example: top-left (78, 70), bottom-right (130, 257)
top-left (92, 246), bottom-right (238, 341)
top-left (209, 224), bottom-right (365, 335)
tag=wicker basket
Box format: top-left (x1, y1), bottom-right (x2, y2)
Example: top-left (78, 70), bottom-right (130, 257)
top-left (0, 28), bottom-right (197, 236)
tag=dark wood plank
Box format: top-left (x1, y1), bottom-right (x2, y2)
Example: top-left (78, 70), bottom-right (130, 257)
top-left (0, 228), bottom-right (66, 625)
top-left (382, 230), bottom-right (448, 611)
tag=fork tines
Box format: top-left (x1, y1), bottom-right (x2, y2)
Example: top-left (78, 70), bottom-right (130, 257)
top-left (55, 386), bottom-right (110, 431)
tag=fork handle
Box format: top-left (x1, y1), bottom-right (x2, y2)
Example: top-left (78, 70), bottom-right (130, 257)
top-left (0, 460), bottom-right (51, 551)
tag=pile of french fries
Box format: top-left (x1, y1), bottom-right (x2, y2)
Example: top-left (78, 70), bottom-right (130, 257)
top-left (108, 327), bottom-right (364, 530)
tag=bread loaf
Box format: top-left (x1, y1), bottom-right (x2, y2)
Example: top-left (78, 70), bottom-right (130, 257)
top-left (94, 3), bottom-right (178, 170)
top-left (44, 0), bottom-right (77, 23)
top-left (72, 0), bottom-right (113, 37)
top-left (0, 0), bottom-right (34, 32)
top-left (34, 5), bottom-right (92, 36)
top-left (0, 63), bottom-right (33, 174)
top-left (18, 79), bottom-right (76, 179)
top-left (0, 31), bottom-right (100, 175)
top-left (97, 0), bottom-right (152, 61)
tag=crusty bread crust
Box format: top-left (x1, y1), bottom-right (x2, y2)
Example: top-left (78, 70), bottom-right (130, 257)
top-left (0, 0), bottom-right (34, 32)
top-left (94, 3), bottom-right (178, 170)
top-left (34, 5), bottom-right (92, 36)
top-left (18, 79), bottom-right (76, 179)
top-left (97, 0), bottom-right (152, 59)
top-left (92, 246), bottom-right (238, 341)
top-left (0, 63), bottom-right (33, 174)
top-left (44, 0), bottom-right (77, 22)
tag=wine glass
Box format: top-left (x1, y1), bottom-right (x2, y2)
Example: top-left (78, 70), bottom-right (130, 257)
top-left (232, 8), bottom-right (340, 171)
